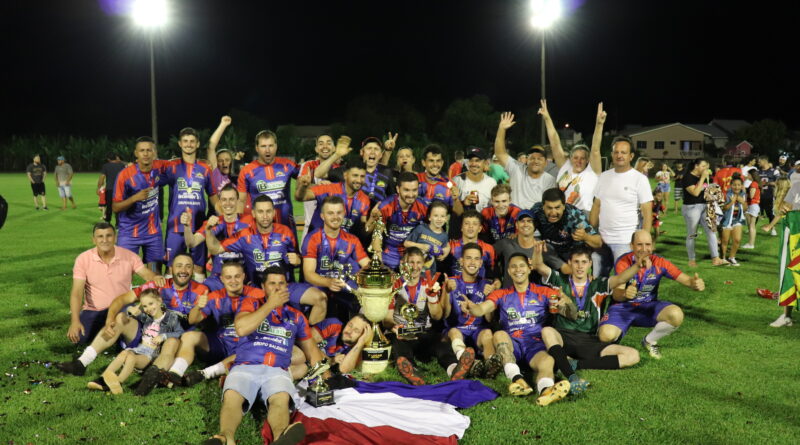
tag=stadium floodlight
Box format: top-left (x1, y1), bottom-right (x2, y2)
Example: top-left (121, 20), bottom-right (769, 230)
top-left (530, 0), bottom-right (562, 30)
top-left (132, 0), bottom-right (168, 28)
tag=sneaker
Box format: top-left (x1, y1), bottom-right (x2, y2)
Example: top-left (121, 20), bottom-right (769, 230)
top-left (641, 338), bottom-right (662, 359)
top-left (396, 357), bottom-right (426, 386)
top-left (770, 314), bottom-right (793, 328)
top-left (164, 371), bottom-right (183, 388)
top-left (56, 359), bottom-right (86, 376)
top-left (467, 359), bottom-right (486, 378)
top-left (535, 380), bottom-right (570, 406)
top-left (728, 257), bottom-right (740, 267)
top-left (771, 228), bottom-right (778, 236)
top-left (484, 354), bottom-right (503, 379)
top-left (756, 288), bottom-right (779, 300)
top-left (450, 348), bottom-right (475, 381)
top-left (134, 366), bottom-right (162, 396)
top-left (86, 377), bottom-right (109, 391)
top-left (741, 243), bottom-right (755, 249)
top-left (567, 374), bottom-right (590, 395)
top-left (273, 421), bottom-right (306, 445)
top-left (182, 370), bottom-right (206, 387)
top-left (42, 207), bottom-right (49, 211)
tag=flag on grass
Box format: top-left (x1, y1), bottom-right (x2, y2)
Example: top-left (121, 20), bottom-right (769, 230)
top-left (778, 211), bottom-right (800, 307)
top-left (262, 380), bottom-right (499, 444)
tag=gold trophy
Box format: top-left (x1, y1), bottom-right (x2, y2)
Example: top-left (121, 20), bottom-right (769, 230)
top-left (303, 359), bottom-right (334, 407)
top-left (396, 262), bottom-right (425, 338)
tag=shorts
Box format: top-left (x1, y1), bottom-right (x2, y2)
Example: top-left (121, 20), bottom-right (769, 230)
top-left (556, 328), bottom-right (611, 360)
top-left (600, 300), bottom-right (673, 338)
top-left (57, 185), bottom-right (72, 198)
top-left (77, 309), bottom-right (109, 345)
top-left (128, 344), bottom-right (158, 359)
top-left (200, 333), bottom-right (237, 364)
top-left (746, 204), bottom-right (760, 217)
top-left (449, 325), bottom-right (485, 348)
top-left (164, 231), bottom-right (207, 267)
top-left (510, 333), bottom-right (546, 364)
top-left (288, 282), bottom-right (313, 308)
top-left (31, 182), bottom-right (45, 196)
top-left (656, 183), bottom-right (671, 194)
top-left (117, 233), bottom-right (165, 264)
top-left (223, 364), bottom-right (296, 413)
top-left (674, 187), bottom-right (683, 201)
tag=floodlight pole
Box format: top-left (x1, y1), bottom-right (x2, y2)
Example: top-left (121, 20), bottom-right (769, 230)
top-left (540, 32), bottom-right (546, 145)
top-left (148, 33), bottom-right (158, 145)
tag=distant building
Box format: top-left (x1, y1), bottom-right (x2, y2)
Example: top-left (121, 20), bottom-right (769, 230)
top-left (628, 123), bottom-right (707, 160)
top-left (724, 140), bottom-right (753, 161)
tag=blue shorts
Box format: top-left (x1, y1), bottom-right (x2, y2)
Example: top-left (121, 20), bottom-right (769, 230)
top-left (287, 282), bottom-right (312, 308)
top-left (600, 300), bottom-right (673, 337)
top-left (77, 309), bottom-right (108, 345)
top-left (657, 183), bottom-right (671, 193)
top-left (117, 233), bottom-right (165, 264)
top-left (200, 332), bottom-right (236, 364)
top-left (203, 275), bottom-right (225, 292)
top-left (164, 231), bottom-right (207, 267)
top-left (448, 326), bottom-right (485, 348)
top-left (223, 364), bottom-right (296, 413)
top-left (510, 334), bottom-right (546, 364)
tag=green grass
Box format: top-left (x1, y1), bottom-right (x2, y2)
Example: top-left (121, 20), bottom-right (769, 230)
top-left (0, 173), bottom-right (798, 444)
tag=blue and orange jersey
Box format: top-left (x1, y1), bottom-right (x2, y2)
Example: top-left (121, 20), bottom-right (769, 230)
top-left (445, 275), bottom-right (493, 330)
top-left (301, 228), bottom-right (368, 278)
top-left (313, 317), bottom-right (349, 357)
top-left (237, 158), bottom-right (298, 226)
top-left (308, 182), bottom-right (371, 233)
top-left (299, 159), bottom-right (340, 179)
top-left (200, 285), bottom-right (265, 346)
top-left (220, 224), bottom-right (297, 284)
top-left (163, 159), bottom-right (215, 234)
top-left (233, 300), bottom-right (311, 369)
top-left (377, 196), bottom-right (428, 257)
top-left (614, 253), bottom-right (682, 303)
top-left (113, 161), bottom-right (170, 238)
top-left (487, 283), bottom-right (558, 336)
top-left (197, 216), bottom-right (251, 276)
top-left (448, 239), bottom-right (496, 278)
top-left (416, 172), bottom-right (454, 207)
top-left (134, 279), bottom-right (209, 318)
top-left (481, 204), bottom-right (521, 242)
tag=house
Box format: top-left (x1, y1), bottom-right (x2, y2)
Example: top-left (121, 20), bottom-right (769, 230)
top-left (724, 140), bottom-right (753, 160)
top-left (627, 123), bottom-right (707, 160)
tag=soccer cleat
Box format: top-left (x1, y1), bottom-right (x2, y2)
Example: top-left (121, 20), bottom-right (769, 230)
top-left (86, 377), bottom-right (109, 392)
top-left (508, 378), bottom-right (534, 397)
top-left (484, 354), bottom-right (503, 379)
top-left (102, 371), bottom-right (123, 395)
top-left (165, 371), bottom-right (183, 388)
top-left (535, 380), bottom-right (571, 406)
top-left (641, 338), bottom-right (662, 359)
top-left (567, 374), bottom-right (590, 395)
top-left (741, 243), bottom-right (755, 249)
top-left (450, 347), bottom-right (475, 381)
top-left (134, 366), bottom-right (162, 396)
top-left (756, 288), bottom-right (778, 300)
top-left (770, 314), bottom-right (793, 328)
top-left (56, 359), bottom-right (86, 376)
top-left (182, 370), bottom-right (207, 387)
top-left (273, 421), bottom-right (307, 445)
top-left (467, 359), bottom-right (486, 378)
top-left (396, 357), bottom-right (426, 386)
top-left (728, 257), bottom-right (740, 267)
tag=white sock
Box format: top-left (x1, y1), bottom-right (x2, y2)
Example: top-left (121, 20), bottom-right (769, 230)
top-left (78, 346), bottom-right (97, 367)
top-left (537, 377), bottom-right (555, 394)
top-left (201, 362), bottom-right (227, 379)
top-left (645, 321), bottom-right (678, 345)
top-left (193, 273), bottom-right (205, 283)
top-left (169, 358), bottom-right (189, 377)
top-left (446, 363), bottom-right (457, 377)
top-left (503, 363), bottom-right (521, 380)
top-left (452, 338), bottom-right (466, 359)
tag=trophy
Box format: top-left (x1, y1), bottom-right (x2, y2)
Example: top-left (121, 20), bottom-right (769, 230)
top-left (304, 359), bottom-right (335, 407)
top-left (396, 262), bottom-right (425, 338)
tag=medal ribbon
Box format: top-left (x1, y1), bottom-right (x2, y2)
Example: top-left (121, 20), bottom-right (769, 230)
top-left (569, 277), bottom-right (590, 311)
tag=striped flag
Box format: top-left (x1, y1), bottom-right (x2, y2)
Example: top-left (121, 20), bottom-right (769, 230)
top-left (778, 211), bottom-right (800, 307)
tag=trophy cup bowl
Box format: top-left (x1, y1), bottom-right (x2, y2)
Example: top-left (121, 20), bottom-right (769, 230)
top-left (398, 302), bottom-right (424, 338)
top-left (304, 359), bottom-right (335, 407)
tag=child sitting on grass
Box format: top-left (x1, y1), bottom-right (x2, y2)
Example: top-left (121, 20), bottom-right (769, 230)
top-left (88, 289), bottom-right (184, 394)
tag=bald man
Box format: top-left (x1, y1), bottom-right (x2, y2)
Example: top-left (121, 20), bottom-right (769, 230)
top-left (597, 230), bottom-right (705, 359)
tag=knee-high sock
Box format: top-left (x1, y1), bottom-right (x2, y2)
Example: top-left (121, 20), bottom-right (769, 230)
top-left (547, 345), bottom-right (575, 378)
top-left (645, 321), bottom-right (678, 344)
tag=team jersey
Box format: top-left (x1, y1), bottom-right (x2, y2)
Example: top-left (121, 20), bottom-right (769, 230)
top-left (313, 317), bottom-right (350, 357)
top-left (713, 166), bottom-right (743, 194)
top-left (545, 271), bottom-right (611, 334)
top-left (220, 224), bottom-right (297, 284)
top-left (299, 159), bottom-right (341, 179)
top-left (209, 168), bottom-right (232, 196)
top-left (445, 275), bottom-right (492, 331)
top-left (448, 161), bottom-right (465, 180)
top-left (307, 182), bottom-right (371, 233)
top-left (113, 161), bottom-right (170, 238)
top-left (613, 253), bottom-right (682, 304)
top-left (448, 239), bottom-right (496, 279)
top-left (134, 279), bottom-right (209, 319)
top-left (748, 181), bottom-right (761, 205)
top-left (331, 165), bottom-right (394, 205)
top-left (487, 283), bottom-right (559, 337)
top-left (416, 172), bottom-right (454, 207)
top-left (377, 196), bottom-right (428, 258)
top-left (163, 159), bottom-right (215, 234)
top-left (200, 285), bottom-right (264, 351)
top-left (389, 280), bottom-right (433, 330)
top-left (237, 158), bottom-right (298, 227)
top-left (233, 300), bottom-right (311, 369)
top-left (198, 216), bottom-right (251, 276)
top-left (481, 204), bottom-right (521, 242)
top-left (301, 228), bottom-right (368, 280)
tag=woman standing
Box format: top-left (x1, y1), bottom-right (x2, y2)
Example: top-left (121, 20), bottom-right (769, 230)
top-left (680, 158), bottom-right (729, 267)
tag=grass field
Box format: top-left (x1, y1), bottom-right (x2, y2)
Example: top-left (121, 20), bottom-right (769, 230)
top-left (0, 172), bottom-right (798, 444)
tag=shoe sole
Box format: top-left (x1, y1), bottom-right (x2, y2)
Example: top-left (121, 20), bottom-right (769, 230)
top-left (102, 371), bottom-right (123, 395)
top-left (273, 422), bottom-right (306, 445)
top-left (536, 380), bottom-right (570, 406)
top-left (450, 348), bottom-right (475, 381)
top-left (86, 381), bottom-right (108, 391)
top-left (484, 354), bottom-right (503, 379)
top-left (396, 358), bottom-right (426, 386)
top-left (509, 380), bottom-right (534, 397)
top-left (569, 379), bottom-right (590, 395)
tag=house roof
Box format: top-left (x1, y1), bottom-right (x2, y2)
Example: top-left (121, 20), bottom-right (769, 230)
top-left (627, 122), bottom-right (712, 137)
top-left (687, 124), bottom-right (728, 138)
top-left (709, 119), bottom-right (750, 135)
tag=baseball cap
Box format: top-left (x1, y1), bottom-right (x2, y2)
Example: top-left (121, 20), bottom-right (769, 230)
top-left (518, 209), bottom-right (535, 220)
top-left (526, 145), bottom-right (546, 157)
top-left (780, 154), bottom-right (789, 160)
top-left (466, 146), bottom-right (488, 160)
top-left (57, 156), bottom-right (65, 161)
top-left (793, 160), bottom-right (800, 166)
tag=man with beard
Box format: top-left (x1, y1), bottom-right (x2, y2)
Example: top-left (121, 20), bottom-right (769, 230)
top-left (317, 135), bottom-right (397, 207)
top-left (163, 127), bottom-right (217, 281)
top-left (451, 147), bottom-right (497, 212)
top-left (294, 159), bottom-right (371, 235)
top-left (416, 144), bottom-right (464, 215)
top-left (297, 134), bottom-right (340, 240)
top-left (494, 112), bottom-right (557, 208)
top-left (532, 188), bottom-right (602, 275)
top-left (494, 210), bottom-right (537, 288)
top-left (205, 195), bottom-right (327, 325)
top-left (480, 184), bottom-right (521, 243)
top-left (182, 185), bottom-right (249, 292)
top-left (446, 210), bottom-right (497, 284)
top-left (308, 315), bottom-right (372, 374)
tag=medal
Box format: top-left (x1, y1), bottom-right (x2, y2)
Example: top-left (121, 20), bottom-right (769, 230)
top-left (569, 277), bottom-right (591, 316)
top-left (577, 310), bottom-right (587, 319)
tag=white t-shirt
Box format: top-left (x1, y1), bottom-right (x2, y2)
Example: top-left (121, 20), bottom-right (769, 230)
top-left (503, 158), bottom-right (556, 208)
top-left (655, 170), bottom-right (671, 184)
top-left (784, 181), bottom-right (800, 210)
top-left (452, 173), bottom-right (497, 212)
top-left (595, 168), bottom-right (654, 244)
top-left (554, 161), bottom-right (599, 212)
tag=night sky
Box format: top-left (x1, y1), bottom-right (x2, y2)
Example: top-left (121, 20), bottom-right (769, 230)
top-left (2, 0), bottom-right (795, 140)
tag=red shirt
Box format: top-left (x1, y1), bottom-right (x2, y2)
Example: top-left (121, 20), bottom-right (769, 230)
top-left (713, 167), bottom-right (743, 194)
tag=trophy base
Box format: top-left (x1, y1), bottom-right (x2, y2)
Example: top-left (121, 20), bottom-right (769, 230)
top-left (397, 326), bottom-right (425, 338)
top-left (361, 345), bottom-right (392, 374)
top-left (306, 389), bottom-right (335, 407)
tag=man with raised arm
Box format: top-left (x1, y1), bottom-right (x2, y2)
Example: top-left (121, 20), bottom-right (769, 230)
top-left (206, 116), bottom-right (246, 195)
top-left (297, 134), bottom-right (340, 240)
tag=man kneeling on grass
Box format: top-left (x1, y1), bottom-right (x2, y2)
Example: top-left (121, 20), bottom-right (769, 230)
top-left (459, 253), bottom-right (571, 406)
top-left (204, 266), bottom-right (326, 445)
top-left (531, 243), bottom-right (643, 393)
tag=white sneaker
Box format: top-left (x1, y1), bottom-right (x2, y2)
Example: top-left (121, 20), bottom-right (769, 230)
top-left (728, 257), bottom-right (740, 266)
top-left (741, 243), bottom-right (755, 249)
top-left (771, 228), bottom-right (778, 236)
top-left (770, 314), bottom-right (793, 328)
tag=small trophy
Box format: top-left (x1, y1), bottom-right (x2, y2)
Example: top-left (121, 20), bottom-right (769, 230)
top-left (304, 359), bottom-right (334, 407)
top-left (398, 302), bottom-right (424, 338)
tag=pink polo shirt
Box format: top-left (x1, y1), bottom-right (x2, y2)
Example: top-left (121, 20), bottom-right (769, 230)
top-left (73, 247), bottom-right (145, 311)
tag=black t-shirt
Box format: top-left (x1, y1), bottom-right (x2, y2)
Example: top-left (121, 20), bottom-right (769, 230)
top-left (680, 173), bottom-right (707, 205)
top-left (101, 161), bottom-right (126, 191)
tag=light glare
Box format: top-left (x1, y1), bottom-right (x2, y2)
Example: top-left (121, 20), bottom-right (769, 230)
top-left (132, 0), bottom-right (168, 28)
top-left (530, 0), bottom-right (562, 29)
